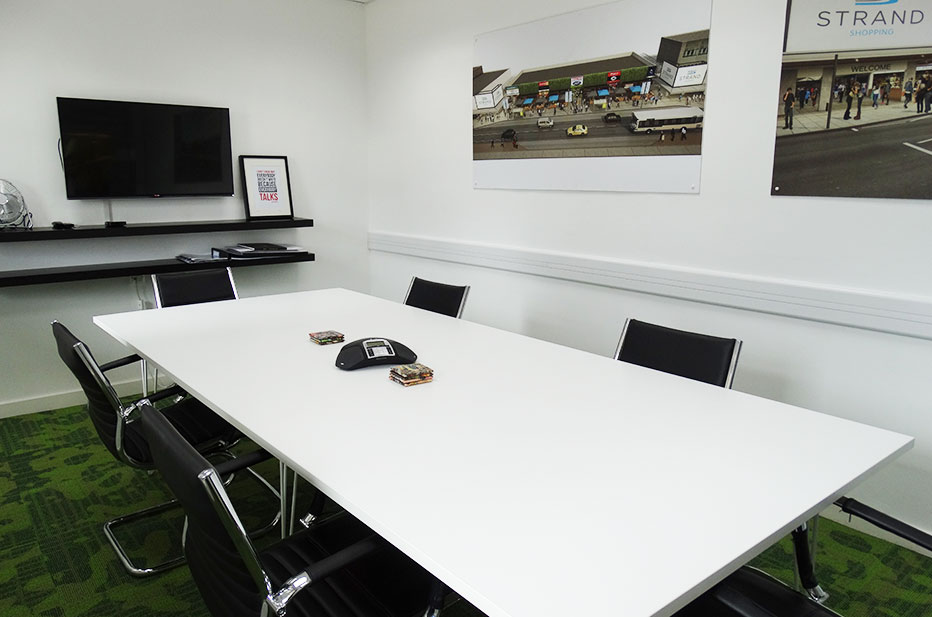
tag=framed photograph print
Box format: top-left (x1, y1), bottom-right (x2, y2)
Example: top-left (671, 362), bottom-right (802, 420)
top-left (239, 155), bottom-right (294, 219)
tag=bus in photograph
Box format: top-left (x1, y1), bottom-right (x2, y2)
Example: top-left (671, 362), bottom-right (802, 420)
top-left (629, 106), bottom-right (703, 133)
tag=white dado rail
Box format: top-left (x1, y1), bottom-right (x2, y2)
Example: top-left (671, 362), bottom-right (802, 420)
top-left (369, 232), bottom-right (932, 341)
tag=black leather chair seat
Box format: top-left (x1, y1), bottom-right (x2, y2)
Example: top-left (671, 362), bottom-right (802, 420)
top-left (158, 397), bottom-right (241, 451)
top-left (678, 567), bottom-right (838, 617)
top-left (260, 515), bottom-right (435, 617)
top-left (120, 397), bottom-right (240, 464)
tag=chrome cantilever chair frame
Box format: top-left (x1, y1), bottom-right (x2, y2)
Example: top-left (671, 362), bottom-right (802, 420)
top-left (199, 467), bottom-right (444, 617)
top-left (141, 402), bottom-right (444, 617)
top-left (197, 466), bottom-right (305, 617)
top-left (684, 497), bottom-right (932, 616)
top-left (58, 321), bottom-right (278, 576)
top-left (72, 339), bottom-right (192, 575)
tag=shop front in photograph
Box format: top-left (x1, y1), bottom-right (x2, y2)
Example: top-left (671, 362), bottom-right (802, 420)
top-left (779, 51), bottom-right (931, 113)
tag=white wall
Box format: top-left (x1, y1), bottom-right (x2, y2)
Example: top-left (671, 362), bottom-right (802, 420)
top-left (4, 0), bottom-right (931, 541)
top-left (0, 0), bottom-right (368, 414)
top-left (364, 0), bottom-right (932, 532)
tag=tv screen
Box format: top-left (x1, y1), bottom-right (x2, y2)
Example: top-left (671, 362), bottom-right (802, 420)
top-left (57, 97), bottom-right (234, 199)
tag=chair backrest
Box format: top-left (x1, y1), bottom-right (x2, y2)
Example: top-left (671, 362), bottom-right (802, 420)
top-left (140, 403), bottom-right (270, 617)
top-left (152, 267), bottom-right (238, 308)
top-left (614, 318), bottom-right (742, 388)
top-left (50, 321), bottom-right (150, 465)
top-left (403, 276), bottom-right (470, 318)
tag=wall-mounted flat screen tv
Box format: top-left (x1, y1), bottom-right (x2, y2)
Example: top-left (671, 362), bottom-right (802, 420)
top-left (57, 97), bottom-right (234, 199)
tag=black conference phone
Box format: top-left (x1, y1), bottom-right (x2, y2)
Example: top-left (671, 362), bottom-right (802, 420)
top-left (335, 338), bottom-right (416, 371)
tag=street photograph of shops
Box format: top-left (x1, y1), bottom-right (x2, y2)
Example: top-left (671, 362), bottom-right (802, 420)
top-left (473, 50), bottom-right (705, 162)
top-left (473, 43), bottom-right (707, 162)
top-left (772, 49), bottom-right (932, 200)
top-left (771, 0), bottom-right (932, 200)
top-left (472, 0), bottom-right (711, 166)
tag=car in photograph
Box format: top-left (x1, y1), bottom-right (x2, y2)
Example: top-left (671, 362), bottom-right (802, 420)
top-left (603, 112), bottom-right (622, 124)
top-left (501, 128), bottom-right (516, 140)
top-left (566, 124), bottom-right (588, 136)
top-left (537, 117), bottom-right (554, 128)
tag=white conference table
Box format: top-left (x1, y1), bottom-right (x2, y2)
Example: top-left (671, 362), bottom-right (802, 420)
top-left (94, 288), bottom-right (912, 617)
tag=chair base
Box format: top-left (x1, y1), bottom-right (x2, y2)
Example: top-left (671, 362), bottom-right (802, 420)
top-left (103, 460), bottom-right (281, 578)
top-left (103, 498), bottom-right (186, 577)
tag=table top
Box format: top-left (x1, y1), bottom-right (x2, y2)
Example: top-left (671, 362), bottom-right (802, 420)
top-left (94, 288), bottom-right (913, 617)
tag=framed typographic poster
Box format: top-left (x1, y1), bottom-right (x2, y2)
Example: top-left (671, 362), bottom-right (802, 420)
top-left (239, 155), bottom-right (294, 219)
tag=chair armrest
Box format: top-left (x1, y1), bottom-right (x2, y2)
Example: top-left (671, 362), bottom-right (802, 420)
top-left (302, 534), bottom-right (382, 581)
top-left (141, 384), bottom-right (186, 404)
top-left (835, 497), bottom-right (932, 552)
top-left (99, 353), bottom-right (142, 372)
top-left (213, 449), bottom-right (273, 476)
top-left (267, 535), bottom-right (384, 612)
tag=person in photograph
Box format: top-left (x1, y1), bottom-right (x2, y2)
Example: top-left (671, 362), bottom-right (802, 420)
top-left (843, 81), bottom-right (855, 119)
top-left (904, 78), bottom-right (913, 108)
top-left (871, 85), bottom-right (879, 108)
top-left (855, 83), bottom-right (864, 120)
top-left (782, 87), bottom-right (795, 129)
top-left (925, 84), bottom-right (932, 114)
top-left (917, 79), bottom-right (927, 113)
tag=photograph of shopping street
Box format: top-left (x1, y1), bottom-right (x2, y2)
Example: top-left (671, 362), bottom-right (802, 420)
top-left (472, 0), bottom-right (711, 193)
top-left (772, 50), bottom-right (932, 200)
top-left (472, 5), bottom-right (710, 162)
top-left (771, 0), bottom-right (932, 200)
top-left (473, 49), bottom-right (704, 161)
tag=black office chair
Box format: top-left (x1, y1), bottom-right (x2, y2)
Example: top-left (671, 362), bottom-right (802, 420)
top-left (612, 319), bottom-right (932, 615)
top-left (153, 267), bottom-right (328, 538)
top-left (614, 318), bottom-right (742, 388)
top-left (151, 267), bottom-right (238, 308)
top-left (139, 402), bottom-right (447, 617)
top-left (145, 266), bottom-right (239, 394)
top-left (613, 318), bottom-right (819, 607)
top-left (51, 320), bottom-right (276, 577)
top-left (404, 276), bottom-right (470, 318)
top-left (676, 497), bottom-right (932, 617)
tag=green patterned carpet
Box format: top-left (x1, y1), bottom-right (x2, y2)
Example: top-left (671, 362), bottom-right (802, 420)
top-left (749, 519), bottom-right (932, 617)
top-left (1, 404), bottom-right (930, 616)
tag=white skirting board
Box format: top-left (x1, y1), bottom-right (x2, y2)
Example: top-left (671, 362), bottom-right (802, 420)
top-left (0, 378), bottom-right (141, 419)
top-left (369, 231), bottom-right (932, 341)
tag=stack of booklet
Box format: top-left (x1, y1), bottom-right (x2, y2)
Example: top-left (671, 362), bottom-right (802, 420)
top-left (211, 243), bottom-right (308, 259)
top-left (176, 253), bottom-right (226, 264)
top-left (308, 330), bottom-right (345, 345)
top-left (389, 363), bottom-right (434, 387)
